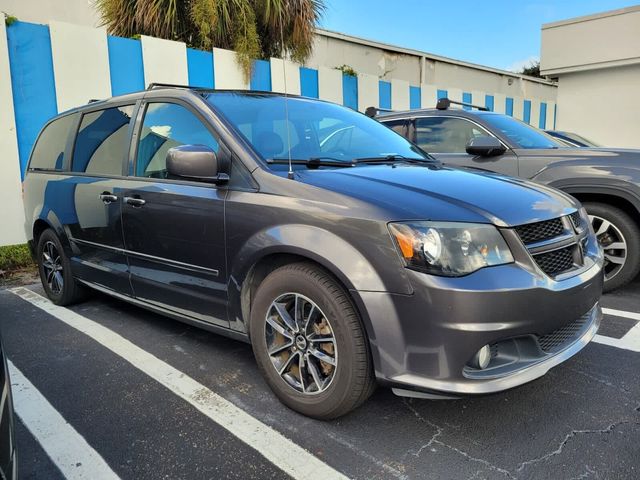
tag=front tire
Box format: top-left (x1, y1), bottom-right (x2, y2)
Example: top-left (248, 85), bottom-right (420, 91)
top-left (584, 202), bottom-right (640, 292)
top-left (36, 229), bottom-right (86, 305)
top-left (249, 262), bottom-right (376, 419)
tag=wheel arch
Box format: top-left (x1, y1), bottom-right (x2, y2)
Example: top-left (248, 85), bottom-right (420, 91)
top-left (561, 187), bottom-right (640, 227)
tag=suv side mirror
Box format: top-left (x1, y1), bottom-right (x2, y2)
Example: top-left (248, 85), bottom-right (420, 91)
top-left (166, 145), bottom-right (228, 183)
top-left (466, 136), bottom-right (506, 157)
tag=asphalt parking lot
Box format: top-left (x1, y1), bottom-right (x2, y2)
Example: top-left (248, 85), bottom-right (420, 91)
top-left (1, 279), bottom-right (638, 480)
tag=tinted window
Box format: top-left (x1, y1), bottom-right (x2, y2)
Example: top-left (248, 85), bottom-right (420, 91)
top-left (415, 117), bottom-right (490, 153)
top-left (382, 119), bottom-right (408, 137)
top-left (72, 105), bottom-right (134, 175)
top-left (136, 103), bottom-right (219, 178)
top-left (206, 93), bottom-right (428, 167)
top-left (29, 114), bottom-right (76, 171)
top-left (479, 113), bottom-right (561, 149)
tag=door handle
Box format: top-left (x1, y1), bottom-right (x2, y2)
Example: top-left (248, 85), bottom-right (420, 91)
top-left (99, 192), bottom-right (118, 204)
top-left (124, 196), bottom-right (146, 207)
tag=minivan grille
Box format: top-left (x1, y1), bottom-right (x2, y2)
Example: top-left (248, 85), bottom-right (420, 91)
top-left (514, 218), bottom-right (565, 245)
top-left (537, 315), bottom-right (589, 353)
top-left (514, 213), bottom-right (587, 278)
top-left (570, 211), bottom-right (584, 231)
top-left (533, 246), bottom-right (575, 276)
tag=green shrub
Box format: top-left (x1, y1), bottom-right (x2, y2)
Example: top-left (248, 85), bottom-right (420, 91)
top-left (3, 13), bottom-right (18, 26)
top-left (0, 243), bottom-right (34, 271)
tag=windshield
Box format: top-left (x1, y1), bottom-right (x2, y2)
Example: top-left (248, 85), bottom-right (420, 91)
top-left (206, 93), bottom-right (429, 168)
top-left (478, 113), bottom-right (562, 149)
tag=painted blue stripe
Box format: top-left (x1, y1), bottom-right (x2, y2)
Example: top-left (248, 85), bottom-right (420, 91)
top-left (299, 67), bottom-right (318, 98)
top-left (187, 48), bottom-right (215, 89)
top-left (250, 59), bottom-right (271, 91)
top-left (462, 92), bottom-right (472, 110)
top-left (553, 104), bottom-right (557, 129)
top-left (379, 81), bottom-right (391, 109)
top-left (505, 97), bottom-right (514, 116)
top-left (539, 102), bottom-right (547, 129)
top-left (409, 86), bottom-right (421, 109)
top-left (107, 36), bottom-right (144, 95)
top-left (437, 89), bottom-right (448, 100)
top-left (485, 95), bottom-right (494, 112)
top-left (523, 100), bottom-right (532, 123)
top-left (342, 74), bottom-right (357, 110)
top-left (7, 21), bottom-right (58, 179)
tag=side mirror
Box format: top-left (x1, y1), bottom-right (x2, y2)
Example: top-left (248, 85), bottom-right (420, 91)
top-left (166, 145), bottom-right (228, 183)
top-left (465, 136), bottom-right (506, 157)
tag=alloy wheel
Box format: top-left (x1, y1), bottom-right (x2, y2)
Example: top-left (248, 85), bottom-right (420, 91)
top-left (264, 293), bottom-right (337, 395)
top-left (42, 240), bottom-right (64, 295)
top-left (589, 214), bottom-right (627, 281)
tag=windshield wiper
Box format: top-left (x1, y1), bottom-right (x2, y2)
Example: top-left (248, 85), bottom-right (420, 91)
top-left (354, 154), bottom-right (432, 164)
top-left (266, 157), bottom-right (355, 168)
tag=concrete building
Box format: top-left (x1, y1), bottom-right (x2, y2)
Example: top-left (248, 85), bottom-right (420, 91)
top-left (309, 29), bottom-right (557, 110)
top-left (540, 5), bottom-right (640, 148)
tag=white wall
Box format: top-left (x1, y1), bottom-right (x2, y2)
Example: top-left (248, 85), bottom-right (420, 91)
top-left (49, 21), bottom-right (111, 111)
top-left (0, 0), bottom-right (100, 27)
top-left (541, 6), bottom-right (640, 76)
top-left (556, 65), bottom-right (640, 148)
top-left (0, 22), bottom-right (27, 245)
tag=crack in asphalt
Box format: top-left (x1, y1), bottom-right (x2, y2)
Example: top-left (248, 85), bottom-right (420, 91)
top-left (403, 399), bottom-right (640, 479)
top-left (515, 421), bottom-right (633, 473)
top-left (402, 399), bottom-right (515, 479)
top-left (568, 466), bottom-right (596, 480)
top-left (566, 366), bottom-right (632, 395)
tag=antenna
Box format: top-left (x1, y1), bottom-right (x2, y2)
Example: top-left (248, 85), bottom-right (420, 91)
top-left (279, 25), bottom-right (294, 180)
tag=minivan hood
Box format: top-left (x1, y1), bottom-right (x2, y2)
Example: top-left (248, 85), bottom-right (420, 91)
top-left (296, 164), bottom-right (578, 227)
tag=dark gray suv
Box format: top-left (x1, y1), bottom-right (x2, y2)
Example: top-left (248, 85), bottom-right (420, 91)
top-left (22, 86), bottom-right (603, 419)
top-left (378, 100), bottom-right (640, 291)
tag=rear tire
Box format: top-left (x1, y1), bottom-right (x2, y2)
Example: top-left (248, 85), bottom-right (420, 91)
top-left (583, 202), bottom-right (640, 292)
top-left (249, 262), bottom-right (376, 419)
top-left (36, 229), bottom-right (87, 306)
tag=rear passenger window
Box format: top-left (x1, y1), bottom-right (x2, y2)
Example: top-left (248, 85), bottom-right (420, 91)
top-left (72, 105), bottom-right (135, 175)
top-left (415, 117), bottom-right (490, 153)
top-left (136, 103), bottom-right (219, 178)
top-left (29, 114), bottom-right (76, 171)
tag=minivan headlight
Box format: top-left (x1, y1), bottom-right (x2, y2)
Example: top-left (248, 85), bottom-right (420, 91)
top-left (388, 221), bottom-right (514, 276)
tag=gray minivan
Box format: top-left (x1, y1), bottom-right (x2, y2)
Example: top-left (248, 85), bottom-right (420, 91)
top-left (22, 86), bottom-right (604, 418)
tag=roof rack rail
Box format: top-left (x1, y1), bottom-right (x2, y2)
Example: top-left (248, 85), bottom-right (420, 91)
top-left (365, 106), bottom-right (394, 118)
top-left (146, 82), bottom-right (211, 91)
top-left (436, 97), bottom-right (489, 111)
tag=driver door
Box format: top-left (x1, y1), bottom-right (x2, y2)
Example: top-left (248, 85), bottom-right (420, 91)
top-left (413, 116), bottom-right (518, 177)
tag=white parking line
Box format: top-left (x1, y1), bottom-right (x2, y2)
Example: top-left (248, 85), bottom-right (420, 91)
top-left (9, 287), bottom-right (349, 480)
top-left (592, 307), bottom-right (640, 352)
top-left (8, 361), bottom-right (120, 480)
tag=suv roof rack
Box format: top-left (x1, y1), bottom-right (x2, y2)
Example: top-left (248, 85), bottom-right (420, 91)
top-left (146, 82), bottom-right (211, 91)
top-left (436, 97), bottom-right (489, 111)
top-left (365, 106), bottom-right (394, 118)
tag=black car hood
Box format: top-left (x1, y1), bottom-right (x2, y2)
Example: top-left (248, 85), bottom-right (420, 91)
top-left (296, 164), bottom-right (578, 227)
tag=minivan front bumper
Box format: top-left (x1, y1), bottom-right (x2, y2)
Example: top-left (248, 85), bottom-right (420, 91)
top-left (356, 258), bottom-right (603, 397)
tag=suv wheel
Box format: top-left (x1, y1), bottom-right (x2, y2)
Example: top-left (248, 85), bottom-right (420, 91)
top-left (36, 229), bottom-right (86, 305)
top-left (250, 262), bottom-right (375, 419)
top-left (584, 202), bottom-right (640, 292)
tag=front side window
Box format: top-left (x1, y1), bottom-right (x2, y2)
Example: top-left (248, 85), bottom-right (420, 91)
top-left (72, 105), bottom-right (134, 175)
top-left (415, 117), bottom-right (490, 153)
top-left (206, 93), bottom-right (427, 168)
top-left (135, 103), bottom-right (220, 178)
top-left (478, 113), bottom-right (561, 149)
top-left (29, 114), bottom-right (76, 171)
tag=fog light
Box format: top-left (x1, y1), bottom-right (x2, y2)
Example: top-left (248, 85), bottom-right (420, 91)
top-left (469, 345), bottom-right (491, 370)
